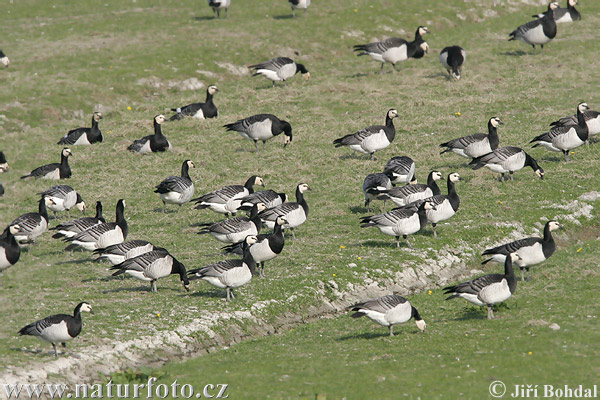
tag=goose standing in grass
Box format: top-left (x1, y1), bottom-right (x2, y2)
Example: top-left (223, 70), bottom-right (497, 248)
top-left (18, 302), bottom-right (94, 358)
top-left (362, 173), bottom-right (392, 212)
top-left (235, 190), bottom-right (287, 213)
top-left (249, 57), bottom-right (310, 87)
top-left (258, 183), bottom-right (310, 239)
top-left (57, 112), bottom-right (103, 145)
top-left (198, 203), bottom-right (266, 244)
top-left (0, 225), bottom-right (21, 276)
top-left (21, 148), bottom-right (72, 180)
top-left (208, 0), bottom-right (230, 18)
top-left (530, 102), bottom-right (590, 161)
top-left (550, 106), bottom-right (600, 140)
top-left (128, 115), bottom-right (171, 154)
top-left (0, 182), bottom-right (4, 197)
top-left (0, 151), bottom-right (9, 172)
top-left (350, 294), bottom-right (426, 336)
top-left (169, 86), bottom-right (219, 121)
top-left (10, 197), bottom-right (53, 243)
top-left (411, 26), bottom-right (430, 59)
top-left (224, 114), bottom-right (293, 151)
top-left (64, 199), bottom-right (127, 251)
top-left (0, 50), bottom-right (9, 67)
top-left (353, 35), bottom-right (429, 72)
top-left (423, 173), bottom-right (462, 238)
top-left (469, 146), bottom-right (544, 182)
top-left (334, 109), bottom-right (398, 160)
top-left (193, 175), bottom-right (265, 217)
top-left (383, 156), bottom-right (415, 185)
top-left (110, 248), bottom-right (190, 292)
top-left (50, 201), bottom-right (105, 239)
top-left (508, 3), bottom-right (558, 54)
top-left (40, 185), bottom-right (86, 219)
top-left (360, 200), bottom-right (436, 248)
top-left (154, 160), bottom-right (195, 212)
top-left (439, 46), bottom-right (466, 80)
top-left (93, 240), bottom-right (156, 265)
top-left (289, 0), bottom-right (310, 17)
top-left (444, 253), bottom-right (520, 319)
top-left (533, 0), bottom-right (580, 23)
top-left (188, 235), bottom-right (257, 301)
top-left (377, 171), bottom-right (443, 207)
top-left (482, 220), bottom-right (561, 281)
top-left (440, 117), bottom-right (502, 159)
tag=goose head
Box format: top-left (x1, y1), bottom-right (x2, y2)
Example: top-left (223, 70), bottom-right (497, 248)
top-left (207, 85), bottom-right (219, 95)
top-left (548, 220), bottom-right (562, 231)
top-left (490, 117), bottom-right (503, 128)
top-left (93, 112), bottom-right (103, 121)
top-left (387, 109), bottom-right (399, 119)
top-left (154, 114), bottom-right (166, 125)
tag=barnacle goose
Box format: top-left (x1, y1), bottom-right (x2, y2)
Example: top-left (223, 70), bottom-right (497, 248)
top-left (423, 173), bottom-right (461, 238)
top-left (411, 26), bottom-right (431, 59)
top-left (0, 225), bottom-right (21, 275)
top-left (482, 220), bottom-right (561, 281)
top-left (441, 117), bottom-right (502, 159)
top-left (550, 106), bottom-right (600, 139)
top-left (258, 183), bottom-right (310, 239)
top-left (470, 146), bottom-right (544, 182)
top-left (333, 109), bottom-right (398, 160)
top-left (360, 200), bottom-right (436, 248)
top-left (193, 175), bottom-right (265, 217)
top-left (350, 294), bottom-right (426, 336)
top-left (0, 49), bottom-right (9, 68)
top-left (533, 0), bottom-right (580, 23)
top-left (362, 173), bottom-right (392, 211)
top-left (289, 0), bottom-right (310, 17)
top-left (57, 112), bottom-right (103, 145)
top-left (21, 148), bottom-right (72, 180)
top-left (235, 190), bottom-right (287, 213)
top-left (508, 3), bottom-right (558, 54)
top-left (439, 46), bottom-right (466, 80)
top-left (110, 248), bottom-right (190, 292)
top-left (169, 86), bottom-right (218, 121)
top-left (93, 240), bottom-right (156, 265)
top-left (188, 235), bottom-right (258, 301)
top-left (64, 199), bottom-right (127, 251)
top-left (530, 102), bottom-right (590, 161)
top-left (353, 35), bottom-right (429, 72)
top-left (383, 156), bottom-right (415, 185)
top-left (51, 201), bottom-right (105, 239)
top-left (0, 151), bottom-right (9, 172)
top-left (444, 253), bottom-right (520, 319)
top-left (40, 185), bottom-right (86, 218)
top-left (154, 160), bottom-right (195, 211)
top-left (197, 202), bottom-right (266, 244)
top-left (249, 57), bottom-right (310, 87)
top-left (224, 114), bottom-right (293, 150)
top-left (9, 197), bottom-right (53, 243)
top-left (377, 171), bottom-right (443, 207)
top-left (128, 115), bottom-right (172, 154)
top-left (208, 0), bottom-right (230, 18)
top-left (0, 181), bottom-right (4, 197)
top-left (18, 302), bottom-right (93, 357)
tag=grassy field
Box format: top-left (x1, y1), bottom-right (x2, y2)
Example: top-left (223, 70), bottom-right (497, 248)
top-left (1, 0), bottom-right (599, 397)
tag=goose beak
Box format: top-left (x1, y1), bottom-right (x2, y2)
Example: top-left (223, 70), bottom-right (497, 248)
top-left (183, 283), bottom-right (190, 292)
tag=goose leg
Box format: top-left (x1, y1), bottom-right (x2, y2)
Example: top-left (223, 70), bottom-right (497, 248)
top-left (526, 267), bottom-right (530, 281)
top-left (395, 236), bottom-right (400, 248)
top-left (151, 280), bottom-right (157, 292)
top-left (263, 140), bottom-right (267, 150)
top-left (291, 7), bottom-right (295, 17)
top-left (225, 7), bottom-right (228, 17)
top-left (389, 325), bottom-right (394, 336)
top-left (499, 173), bottom-right (505, 182)
top-left (226, 287), bottom-right (231, 301)
top-left (403, 235), bottom-right (412, 249)
top-left (379, 63), bottom-right (384, 73)
top-left (432, 223), bottom-right (438, 238)
top-left (563, 150), bottom-right (570, 162)
top-left (520, 267), bottom-right (525, 282)
top-left (254, 141), bottom-right (259, 152)
top-left (52, 343), bottom-right (58, 357)
top-left (487, 306), bottom-right (494, 319)
top-left (290, 227), bottom-right (296, 240)
top-left (260, 263), bottom-right (265, 278)
top-left (369, 153), bottom-right (375, 161)
top-left (510, 171), bottom-right (514, 181)
top-left (383, 199), bottom-right (387, 212)
top-left (162, 200), bottom-right (167, 213)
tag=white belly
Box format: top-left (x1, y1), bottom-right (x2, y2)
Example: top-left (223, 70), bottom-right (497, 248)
top-left (537, 141), bottom-right (560, 152)
top-left (278, 63), bottom-right (297, 80)
top-left (256, 69), bottom-right (282, 82)
top-left (522, 25), bottom-right (552, 45)
top-left (138, 140), bottom-right (152, 155)
top-left (586, 117), bottom-right (600, 136)
top-left (247, 119), bottom-right (273, 140)
top-left (361, 310), bottom-right (390, 326)
top-left (426, 199), bottom-right (456, 224)
top-left (42, 169), bottom-right (61, 180)
top-left (73, 134), bottom-right (91, 145)
top-left (221, 266), bottom-right (252, 288)
top-left (485, 163), bottom-right (508, 173)
top-left (193, 109), bottom-right (205, 120)
top-left (457, 293), bottom-right (486, 307)
top-left (125, 270), bottom-right (153, 282)
top-left (361, 132), bottom-right (389, 153)
top-left (39, 321), bottom-right (73, 343)
top-left (349, 144), bottom-right (369, 154)
top-left (478, 280), bottom-right (512, 305)
top-left (382, 45), bottom-right (407, 64)
top-left (0, 251), bottom-right (13, 271)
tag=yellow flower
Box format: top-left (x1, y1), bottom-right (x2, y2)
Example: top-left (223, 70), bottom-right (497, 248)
top-left (428, 290), bottom-right (432, 295)
top-left (528, 352), bottom-right (532, 356)
top-left (340, 245), bottom-right (346, 249)
top-left (157, 313), bottom-right (160, 317)
top-left (353, 8), bottom-right (358, 12)
top-left (109, 66), bottom-right (113, 69)
top-left (577, 248), bottom-right (582, 252)
top-left (333, 273), bottom-right (337, 277)
top-left (454, 112), bottom-right (461, 117)
top-left (357, 257), bottom-right (361, 260)
top-left (127, 106), bottom-right (132, 111)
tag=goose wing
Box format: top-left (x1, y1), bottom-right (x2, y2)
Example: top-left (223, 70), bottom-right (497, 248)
top-left (194, 185), bottom-right (245, 204)
top-left (483, 237), bottom-right (540, 255)
top-left (189, 259), bottom-right (243, 277)
top-left (155, 176), bottom-right (191, 194)
top-left (334, 126), bottom-right (384, 146)
top-left (66, 222), bottom-right (117, 242)
top-left (58, 128), bottom-right (88, 145)
top-left (510, 19), bottom-right (542, 38)
top-left (207, 217), bottom-right (252, 234)
top-left (249, 57), bottom-right (293, 72)
top-left (11, 213), bottom-right (43, 234)
top-left (445, 274), bottom-right (504, 296)
top-left (259, 203), bottom-right (299, 220)
top-left (351, 294), bottom-right (407, 313)
top-left (111, 249), bottom-right (169, 274)
top-left (354, 38), bottom-right (407, 54)
top-left (19, 314), bottom-right (72, 336)
top-left (27, 163), bottom-right (60, 178)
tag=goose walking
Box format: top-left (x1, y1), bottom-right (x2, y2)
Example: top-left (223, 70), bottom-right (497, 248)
top-left (128, 115), bottom-right (172, 154)
top-left (235, 190), bottom-right (287, 213)
top-left (21, 148), bottom-right (72, 180)
top-left (198, 203), bottom-right (266, 244)
top-left (154, 160), bottom-right (195, 211)
top-left (0, 50), bottom-right (9, 67)
top-left (440, 117), bottom-right (502, 159)
top-left (334, 109), bottom-right (398, 160)
top-left (93, 240), bottom-right (156, 265)
top-left (224, 114), bottom-right (292, 150)
top-left (550, 106), bottom-right (600, 140)
top-left (289, 0), bottom-right (310, 17)
top-left (57, 112), bottom-right (103, 145)
top-left (64, 199), bottom-right (127, 251)
top-left (509, 3), bottom-right (558, 54)
top-left (0, 151), bottom-right (9, 172)
top-left (193, 175), bottom-right (264, 217)
top-left (249, 57), bottom-right (310, 87)
top-left (353, 35), bottom-right (429, 72)
top-left (350, 295), bottom-right (426, 336)
top-left (18, 302), bottom-right (94, 357)
top-left (208, 0), bottom-right (230, 18)
top-left (258, 183), bottom-right (310, 239)
top-left (10, 197), bottom-right (52, 243)
top-left (378, 171), bottom-right (443, 207)
top-left (0, 225), bottom-right (21, 276)
top-left (169, 86), bottom-right (218, 121)
top-left (423, 172), bottom-right (462, 238)
top-left (362, 173), bottom-right (392, 211)
top-left (383, 156), bottom-right (415, 185)
top-left (469, 146), bottom-right (544, 182)
top-left (50, 201), bottom-right (105, 239)
top-left (439, 46), bottom-right (466, 80)
top-left (40, 185), bottom-right (86, 218)
top-left (533, 0), bottom-right (580, 23)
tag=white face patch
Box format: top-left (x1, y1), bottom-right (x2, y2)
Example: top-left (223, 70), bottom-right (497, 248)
top-left (256, 177), bottom-right (264, 186)
top-left (208, 86), bottom-right (218, 95)
top-left (550, 2), bottom-right (559, 10)
top-left (415, 319), bottom-right (426, 332)
top-left (9, 225), bottom-right (20, 235)
top-left (549, 221), bottom-right (561, 231)
top-left (509, 253), bottom-right (521, 262)
top-left (80, 303), bottom-right (93, 313)
top-left (0, 56), bottom-right (9, 67)
top-left (433, 172), bottom-right (442, 180)
top-left (246, 235), bottom-right (258, 245)
top-left (299, 183), bottom-right (310, 192)
top-left (155, 115), bottom-right (166, 124)
top-left (424, 202), bottom-right (435, 211)
top-left (450, 173), bottom-right (461, 182)
top-left (77, 202), bottom-right (86, 212)
top-left (188, 161), bottom-right (195, 169)
top-left (63, 148), bottom-right (72, 157)
top-left (420, 42), bottom-right (429, 53)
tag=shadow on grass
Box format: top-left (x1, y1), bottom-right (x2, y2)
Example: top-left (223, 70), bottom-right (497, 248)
top-left (273, 14), bottom-right (294, 20)
top-left (346, 72), bottom-right (371, 79)
top-left (336, 331), bottom-right (388, 341)
top-left (426, 71), bottom-right (450, 80)
top-left (339, 153), bottom-right (371, 161)
top-left (350, 205), bottom-right (369, 214)
top-left (187, 288), bottom-right (228, 299)
top-left (500, 50), bottom-right (530, 57)
top-left (192, 16), bottom-right (218, 21)
top-left (360, 239), bottom-right (401, 248)
top-left (55, 257), bottom-right (96, 265)
top-left (152, 207), bottom-right (179, 214)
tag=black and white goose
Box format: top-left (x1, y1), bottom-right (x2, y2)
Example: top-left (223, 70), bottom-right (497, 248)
top-left (169, 86), bottom-right (219, 121)
top-left (57, 112), bottom-right (103, 145)
top-left (128, 115), bottom-right (172, 154)
top-left (550, 106), bottom-right (600, 140)
top-left (289, 0), bottom-right (310, 17)
top-left (530, 102), bottom-right (590, 161)
top-left (93, 240), bottom-right (156, 265)
top-left (50, 201), bottom-right (105, 239)
top-left (0, 150), bottom-right (9, 172)
top-left (333, 109), bottom-right (398, 160)
top-left (362, 172), bottom-right (392, 211)
top-left (469, 146), bottom-right (544, 182)
top-left (0, 225), bottom-right (21, 275)
top-left (509, 3), bottom-right (558, 54)
top-left (423, 173), bottom-right (461, 238)
top-left (18, 302), bottom-right (93, 357)
top-left (193, 175), bottom-right (265, 217)
top-left (188, 235), bottom-right (257, 301)
top-left (198, 203), bottom-right (266, 244)
top-left (353, 35), bottom-right (429, 72)
top-left (444, 253), bottom-right (520, 319)
top-left (439, 45), bottom-right (466, 80)
top-left (360, 200), bottom-right (436, 248)
top-left (21, 148), bottom-right (72, 180)
top-left (350, 295), bottom-right (426, 336)
top-left (224, 114), bottom-right (293, 151)
top-left (411, 26), bottom-right (431, 59)
top-left (440, 117), bottom-right (502, 159)
top-left (154, 160), bottom-right (195, 211)
top-left (533, 0), bottom-right (580, 23)
top-left (208, 0), bottom-right (230, 18)
top-left (0, 49), bottom-right (9, 67)
top-left (40, 185), bottom-right (86, 218)
top-left (249, 57), bottom-right (310, 87)
top-left (258, 183), bottom-right (310, 239)
top-left (64, 199), bottom-right (127, 251)
top-left (482, 220), bottom-right (561, 281)
top-left (110, 248), bottom-right (190, 292)
top-left (383, 156), bottom-right (416, 185)
top-left (235, 190), bottom-right (287, 213)
top-left (9, 197), bottom-right (52, 243)
top-left (378, 171), bottom-right (443, 207)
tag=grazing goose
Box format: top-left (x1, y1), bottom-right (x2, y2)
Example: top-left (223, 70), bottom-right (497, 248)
top-left (530, 102), bottom-right (590, 161)
top-left (439, 45), bottom-right (466, 80)
top-left (383, 156), bottom-right (415, 185)
top-left (18, 302), bottom-right (94, 358)
top-left (198, 203), bottom-right (266, 244)
top-left (249, 57), bottom-right (310, 87)
top-left (64, 199), bottom-right (127, 251)
top-left (193, 175), bottom-right (265, 217)
top-left (482, 220), bottom-right (561, 281)
top-left (188, 235), bottom-right (258, 301)
top-left (110, 248), bottom-right (190, 292)
top-left (362, 173), bottom-right (392, 211)
top-left (224, 114), bottom-right (293, 150)
top-left (350, 295), bottom-right (426, 336)
top-left (0, 225), bottom-right (21, 275)
top-left (57, 112), bottom-right (103, 145)
top-left (550, 107), bottom-right (600, 139)
top-left (154, 160), bottom-right (195, 211)
top-left (444, 253), bottom-right (520, 319)
top-left (208, 0), bottom-right (230, 18)
top-left (334, 109), bottom-right (398, 160)
top-left (169, 86), bottom-right (219, 121)
top-left (423, 173), bottom-right (461, 238)
top-left (93, 240), bottom-right (156, 265)
top-left (353, 36), bottom-right (429, 72)
top-left (289, 0), bottom-right (310, 17)
top-left (258, 183), bottom-right (310, 239)
top-left (21, 148), bottom-right (72, 180)
top-left (0, 49), bottom-right (9, 67)
top-left (470, 146), bottom-right (544, 182)
top-left (508, 3), bottom-right (558, 54)
top-left (10, 197), bottom-right (52, 243)
top-left (128, 115), bottom-right (172, 154)
top-left (360, 200), bottom-right (436, 248)
top-left (0, 151), bottom-right (9, 172)
top-left (235, 190), bottom-right (287, 213)
top-left (440, 117), bottom-right (502, 159)
top-left (51, 201), bottom-right (105, 239)
top-left (411, 26), bottom-right (431, 59)
top-left (533, 0), bottom-right (580, 23)
top-left (378, 171), bottom-right (443, 207)
top-left (40, 185), bottom-right (86, 218)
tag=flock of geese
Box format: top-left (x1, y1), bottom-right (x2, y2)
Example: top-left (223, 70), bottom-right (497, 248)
top-left (0, 0), bottom-right (595, 353)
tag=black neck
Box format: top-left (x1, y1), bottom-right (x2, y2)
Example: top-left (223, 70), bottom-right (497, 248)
top-left (543, 223), bottom-right (555, 244)
top-left (417, 202), bottom-right (429, 227)
top-left (181, 162), bottom-right (191, 180)
top-left (384, 115), bottom-right (396, 142)
top-left (154, 120), bottom-right (164, 137)
top-left (115, 201), bottom-right (128, 237)
top-left (39, 198), bottom-right (49, 221)
top-left (249, 206), bottom-right (263, 232)
top-left (427, 173), bottom-right (441, 196)
top-left (411, 306), bottom-right (422, 321)
top-left (504, 256), bottom-right (517, 294)
top-left (91, 117), bottom-right (99, 130)
top-left (296, 187), bottom-right (309, 215)
top-left (447, 177), bottom-right (459, 208)
top-left (296, 63), bottom-right (308, 74)
top-left (95, 202), bottom-right (104, 221)
top-left (242, 245), bottom-right (256, 274)
top-left (205, 90), bottom-right (214, 104)
top-left (487, 121), bottom-right (499, 149)
top-left (524, 153), bottom-right (539, 171)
